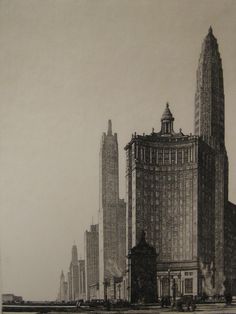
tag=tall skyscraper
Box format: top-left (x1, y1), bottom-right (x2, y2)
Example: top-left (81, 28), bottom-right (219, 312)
top-left (85, 224), bottom-right (99, 300)
top-left (71, 245), bottom-right (80, 300)
top-left (67, 269), bottom-right (72, 301)
top-left (99, 120), bottom-right (126, 299)
top-left (194, 27), bottom-right (236, 294)
top-left (78, 260), bottom-right (86, 300)
top-left (67, 245), bottom-right (79, 300)
top-left (58, 271), bottom-right (68, 302)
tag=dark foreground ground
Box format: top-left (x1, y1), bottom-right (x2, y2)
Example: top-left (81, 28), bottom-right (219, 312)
top-left (3, 302), bottom-right (236, 314)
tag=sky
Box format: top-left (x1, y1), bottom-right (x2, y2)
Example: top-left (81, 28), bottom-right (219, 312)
top-left (0, 0), bottom-right (236, 301)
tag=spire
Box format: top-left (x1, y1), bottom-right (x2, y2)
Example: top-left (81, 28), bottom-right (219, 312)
top-left (107, 119), bottom-right (112, 135)
top-left (194, 28), bottom-right (225, 149)
top-left (160, 103), bottom-right (175, 135)
top-left (204, 25), bottom-right (217, 44)
top-left (72, 244), bottom-right (78, 264)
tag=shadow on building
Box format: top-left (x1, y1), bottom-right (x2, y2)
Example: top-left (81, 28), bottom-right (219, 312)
top-left (128, 231), bottom-right (157, 303)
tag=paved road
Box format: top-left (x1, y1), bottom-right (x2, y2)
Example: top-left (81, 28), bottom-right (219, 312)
top-left (80, 302), bottom-right (236, 314)
top-left (3, 303), bottom-right (236, 314)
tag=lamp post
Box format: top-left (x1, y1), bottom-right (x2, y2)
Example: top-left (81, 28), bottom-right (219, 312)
top-left (168, 269), bottom-right (171, 297)
top-left (178, 271), bottom-right (182, 296)
top-left (172, 278), bottom-right (176, 302)
top-left (103, 281), bottom-right (108, 302)
top-left (118, 284), bottom-right (121, 300)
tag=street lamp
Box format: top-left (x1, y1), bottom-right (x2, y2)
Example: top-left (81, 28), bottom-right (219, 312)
top-left (103, 281), bottom-right (108, 302)
top-left (168, 269), bottom-right (171, 297)
top-left (178, 270), bottom-right (182, 296)
top-left (172, 278), bottom-right (176, 302)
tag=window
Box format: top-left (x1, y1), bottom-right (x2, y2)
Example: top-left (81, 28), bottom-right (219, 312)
top-left (185, 278), bottom-right (193, 294)
top-left (164, 149), bottom-right (169, 164)
top-left (158, 149), bottom-right (163, 164)
top-left (171, 149), bottom-right (176, 164)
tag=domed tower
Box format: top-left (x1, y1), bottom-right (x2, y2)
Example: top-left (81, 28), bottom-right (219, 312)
top-left (160, 103), bottom-right (175, 135)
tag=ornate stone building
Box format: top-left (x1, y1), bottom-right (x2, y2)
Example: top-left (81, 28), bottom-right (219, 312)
top-left (125, 103), bottom-right (215, 297)
top-left (99, 120), bottom-right (126, 299)
top-left (85, 224), bottom-right (99, 300)
top-left (67, 245), bottom-right (80, 300)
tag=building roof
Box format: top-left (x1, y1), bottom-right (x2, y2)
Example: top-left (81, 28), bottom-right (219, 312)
top-left (161, 103), bottom-right (174, 121)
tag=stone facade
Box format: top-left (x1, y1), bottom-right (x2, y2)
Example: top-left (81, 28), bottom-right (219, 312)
top-left (68, 267), bottom-right (72, 301)
top-left (125, 103), bottom-right (216, 297)
top-left (67, 245), bottom-right (79, 301)
top-left (58, 271), bottom-right (68, 302)
top-left (194, 27), bottom-right (235, 294)
top-left (71, 245), bottom-right (80, 300)
top-left (225, 202), bottom-right (236, 295)
top-left (99, 120), bottom-right (126, 299)
top-left (85, 224), bottom-right (99, 300)
top-left (78, 260), bottom-right (86, 300)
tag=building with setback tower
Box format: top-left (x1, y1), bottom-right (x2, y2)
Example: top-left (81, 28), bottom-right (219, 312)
top-left (99, 120), bottom-right (126, 299)
top-left (85, 224), bottom-right (99, 300)
top-left (68, 245), bottom-right (79, 301)
top-left (125, 28), bottom-right (236, 297)
top-left (194, 26), bottom-right (236, 295)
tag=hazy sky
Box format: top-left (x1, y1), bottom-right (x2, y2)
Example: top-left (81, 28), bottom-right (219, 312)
top-left (0, 0), bottom-right (236, 301)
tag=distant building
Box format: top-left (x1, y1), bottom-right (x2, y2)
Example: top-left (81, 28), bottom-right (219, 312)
top-left (2, 294), bottom-right (23, 303)
top-left (71, 245), bottom-right (80, 300)
top-left (99, 120), bottom-right (126, 299)
top-left (67, 269), bottom-right (72, 301)
top-left (85, 224), bottom-right (99, 300)
top-left (78, 260), bottom-right (86, 300)
top-left (67, 245), bottom-right (79, 301)
top-left (125, 28), bottom-right (236, 297)
top-left (58, 271), bottom-right (68, 302)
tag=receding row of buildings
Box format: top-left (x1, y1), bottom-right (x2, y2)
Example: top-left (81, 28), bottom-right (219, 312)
top-left (57, 245), bottom-right (86, 302)
top-left (58, 28), bottom-right (236, 302)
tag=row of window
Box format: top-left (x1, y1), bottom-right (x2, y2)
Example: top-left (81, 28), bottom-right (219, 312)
top-left (161, 277), bottom-right (193, 294)
top-left (132, 145), bottom-right (196, 165)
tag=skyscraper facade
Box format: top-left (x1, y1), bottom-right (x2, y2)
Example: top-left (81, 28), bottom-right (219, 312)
top-left (67, 245), bottom-right (79, 301)
top-left (78, 260), bottom-right (86, 300)
top-left (194, 26), bottom-right (229, 293)
top-left (194, 27), bottom-right (236, 294)
top-left (99, 120), bottom-right (126, 299)
top-left (125, 28), bottom-right (236, 296)
top-left (71, 245), bottom-right (80, 300)
top-left (58, 271), bottom-right (68, 302)
top-left (85, 224), bottom-right (99, 300)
